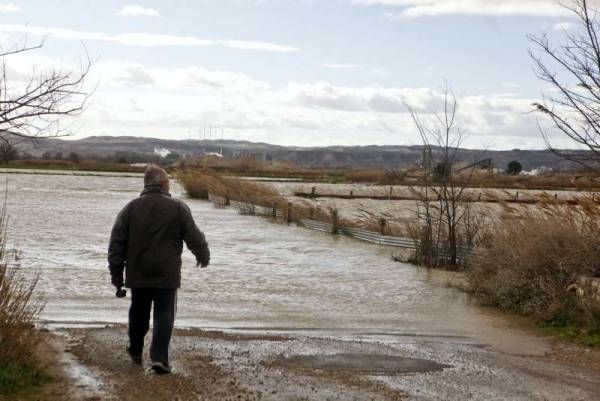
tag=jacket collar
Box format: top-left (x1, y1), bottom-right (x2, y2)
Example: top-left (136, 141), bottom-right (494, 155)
top-left (141, 185), bottom-right (171, 197)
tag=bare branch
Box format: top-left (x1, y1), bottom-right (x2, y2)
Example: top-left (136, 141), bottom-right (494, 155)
top-left (0, 38), bottom-right (93, 143)
top-left (530, 0), bottom-right (600, 171)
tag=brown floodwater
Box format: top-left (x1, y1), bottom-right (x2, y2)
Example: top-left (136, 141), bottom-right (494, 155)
top-left (4, 172), bottom-right (549, 355)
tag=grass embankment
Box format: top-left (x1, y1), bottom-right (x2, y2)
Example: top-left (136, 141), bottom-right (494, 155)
top-left (468, 196), bottom-right (600, 346)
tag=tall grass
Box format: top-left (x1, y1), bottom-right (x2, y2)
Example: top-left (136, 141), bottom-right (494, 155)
top-left (467, 195), bottom-right (600, 329)
top-left (178, 169), bottom-right (371, 230)
top-left (177, 169), bottom-right (283, 207)
top-left (0, 190), bottom-right (45, 394)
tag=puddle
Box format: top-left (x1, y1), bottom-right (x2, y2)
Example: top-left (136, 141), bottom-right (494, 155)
top-left (54, 332), bottom-right (108, 398)
top-left (275, 353), bottom-right (451, 375)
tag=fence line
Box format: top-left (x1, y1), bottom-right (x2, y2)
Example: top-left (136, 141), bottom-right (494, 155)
top-left (217, 195), bottom-right (477, 262)
top-left (208, 193), bottom-right (228, 208)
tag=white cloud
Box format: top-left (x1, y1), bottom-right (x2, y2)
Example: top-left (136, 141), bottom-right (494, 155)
top-left (90, 62), bottom-right (544, 147)
top-left (370, 68), bottom-right (387, 76)
top-left (5, 51), bottom-right (547, 148)
top-left (553, 21), bottom-right (576, 30)
top-left (320, 63), bottom-right (361, 69)
top-left (356, 0), bottom-right (571, 18)
top-left (0, 24), bottom-right (299, 52)
top-left (117, 5), bottom-right (160, 17)
top-left (0, 3), bottom-right (19, 13)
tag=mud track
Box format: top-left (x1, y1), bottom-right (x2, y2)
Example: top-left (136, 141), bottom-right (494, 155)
top-left (20, 325), bottom-right (600, 401)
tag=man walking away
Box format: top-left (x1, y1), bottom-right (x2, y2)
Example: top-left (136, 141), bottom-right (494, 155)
top-left (108, 164), bottom-right (210, 374)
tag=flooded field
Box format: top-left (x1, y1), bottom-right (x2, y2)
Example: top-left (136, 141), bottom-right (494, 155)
top-left (2, 172), bottom-right (546, 350)
top-left (6, 172), bottom-right (600, 401)
top-left (266, 181), bottom-right (594, 234)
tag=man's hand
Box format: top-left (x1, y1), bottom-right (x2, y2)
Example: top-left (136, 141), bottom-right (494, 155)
top-left (196, 259), bottom-right (209, 268)
top-left (111, 274), bottom-right (124, 288)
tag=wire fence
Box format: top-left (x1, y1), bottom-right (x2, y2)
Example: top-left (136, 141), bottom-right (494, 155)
top-left (211, 194), bottom-right (479, 263)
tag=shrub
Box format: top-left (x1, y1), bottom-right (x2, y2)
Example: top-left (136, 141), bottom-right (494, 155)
top-left (433, 162), bottom-right (451, 181)
top-left (467, 196), bottom-right (600, 328)
top-left (506, 160), bottom-right (522, 175)
top-left (0, 193), bottom-right (45, 394)
top-left (177, 169), bottom-right (282, 207)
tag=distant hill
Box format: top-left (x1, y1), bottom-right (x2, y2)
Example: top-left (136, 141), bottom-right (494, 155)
top-left (17, 136), bottom-right (580, 171)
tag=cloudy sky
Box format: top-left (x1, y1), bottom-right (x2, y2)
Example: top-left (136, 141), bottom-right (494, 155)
top-left (0, 0), bottom-right (588, 148)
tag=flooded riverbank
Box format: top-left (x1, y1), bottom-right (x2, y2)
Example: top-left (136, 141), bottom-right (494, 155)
top-left (0, 173), bottom-right (552, 353)
top-left (5, 172), bottom-right (600, 400)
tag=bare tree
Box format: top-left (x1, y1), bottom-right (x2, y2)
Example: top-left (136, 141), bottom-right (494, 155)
top-left (0, 39), bottom-right (92, 144)
top-left (530, 0), bottom-right (600, 171)
top-left (405, 86), bottom-right (484, 268)
top-left (0, 135), bottom-right (19, 163)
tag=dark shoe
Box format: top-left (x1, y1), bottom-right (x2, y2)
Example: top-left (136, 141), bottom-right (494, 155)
top-left (151, 361), bottom-right (172, 374)
top-left (126, 346), bottom-right (142, 364)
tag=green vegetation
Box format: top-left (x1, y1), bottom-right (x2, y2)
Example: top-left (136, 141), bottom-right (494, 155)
top-left (0, 361), bottom-right (50, 396)
top-left (506, 160), bottom-right (522, 175)
top-left (540, 321), bottom-right (600, 348)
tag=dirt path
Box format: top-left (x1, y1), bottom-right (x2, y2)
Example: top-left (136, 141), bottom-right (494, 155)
top-left (25, 325), bottom-right (600, 401)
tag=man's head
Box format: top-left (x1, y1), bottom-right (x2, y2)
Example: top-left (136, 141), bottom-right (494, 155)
top-left (144, 164), bottom-right (170, 192)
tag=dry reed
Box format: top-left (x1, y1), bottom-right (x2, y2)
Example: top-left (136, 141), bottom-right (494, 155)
top-left (468, 195), bottom-right (600, 326)
top-left (0, 190), bottom-right (44, 384)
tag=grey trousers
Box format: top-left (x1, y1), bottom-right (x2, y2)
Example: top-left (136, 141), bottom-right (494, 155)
top-left (128, 288), bottom-right (177, 365)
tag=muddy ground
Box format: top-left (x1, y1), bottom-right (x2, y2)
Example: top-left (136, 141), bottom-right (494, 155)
top-left (13, 325), bottom-right (600, 401)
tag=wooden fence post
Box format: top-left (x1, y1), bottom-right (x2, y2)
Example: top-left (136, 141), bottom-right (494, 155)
top-left (379, 218), bottom-right (387, 235)
top-left (331, 208), bottom-right (339, 234)
top-left (272, 203), bottom-right (277, 219)
top-left (286, 202), bottom-right (293, 224)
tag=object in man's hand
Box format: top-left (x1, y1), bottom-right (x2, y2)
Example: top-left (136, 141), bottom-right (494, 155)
top-left (111, 273), bottom-right (124, 288)
top-left (116, 287), bottom-right (127, 298)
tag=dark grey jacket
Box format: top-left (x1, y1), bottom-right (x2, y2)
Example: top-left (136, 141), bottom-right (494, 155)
top-left (108, 186), bottom-right (210, 288)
